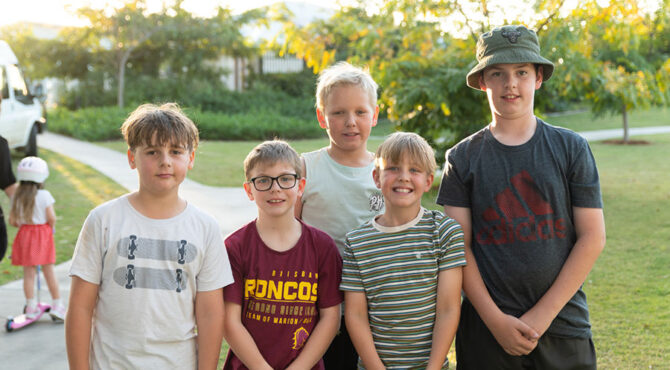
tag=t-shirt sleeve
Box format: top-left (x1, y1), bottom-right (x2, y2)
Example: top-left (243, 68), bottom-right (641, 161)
top-left (223, 234), bottom-right (244, 305)
top-left (340, 236), bottom-right (364, 292)
top-left (569, 139), bottom-right (603, 208)
top-left (437, 147), bottom-right (471, 208)
top-left (316, 232), bottom-right (344, 308)
top-left (437, 215), bottom-right (466, 271)
top-left (0, 137), bottom-right (15, 190)
top-left (69, 210), bottom-right (103, 284)
top-left (196, 218), bottom-right (234, 292)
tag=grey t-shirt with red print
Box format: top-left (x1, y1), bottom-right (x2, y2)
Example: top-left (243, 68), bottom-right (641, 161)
top-left (437, 118), bottom-right (602, 338)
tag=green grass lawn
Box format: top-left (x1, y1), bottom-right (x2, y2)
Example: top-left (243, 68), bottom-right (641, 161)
top-left (3, 109), bottom-right (667, 367)
top-left (542, 106), bottom-right (670, 132)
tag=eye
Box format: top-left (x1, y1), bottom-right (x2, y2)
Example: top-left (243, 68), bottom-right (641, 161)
top-left (518, 70), bottom-right (528, 76)
top-left (171, 149), bottom-right (184, 155)
top-left (410, 168), bottom-right (421, 173)
top-left (278, 175), bottom-right (292, 182)
top-left (386, 166), bottom-right (399, 172)
top-left (256, 177), bottom-right (270, 185)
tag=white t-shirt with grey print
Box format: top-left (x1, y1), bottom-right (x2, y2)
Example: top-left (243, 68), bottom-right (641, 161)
top-left (70, 194), bottom-right (233, 369)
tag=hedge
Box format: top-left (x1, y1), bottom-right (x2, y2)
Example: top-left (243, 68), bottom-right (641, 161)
top-left (47, 106), bottom-right (322, 142)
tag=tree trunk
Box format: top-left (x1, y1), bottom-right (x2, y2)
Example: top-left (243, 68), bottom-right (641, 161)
top-left (622, 104), bottom-right (629, 143)
top-left (117, 49), bottom-right (132, 109)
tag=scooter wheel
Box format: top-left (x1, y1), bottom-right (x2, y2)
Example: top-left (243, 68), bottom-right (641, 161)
top-left (5, 319), bottom-right (13, 332)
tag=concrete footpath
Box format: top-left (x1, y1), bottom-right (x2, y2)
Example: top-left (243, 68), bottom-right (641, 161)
top-left (1, 126), bottom-right (668, 369)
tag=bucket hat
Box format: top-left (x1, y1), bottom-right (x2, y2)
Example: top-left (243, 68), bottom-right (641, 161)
top-left (466, 25), bottom-right (554, 89)
top-left (17, 156), bottom-right (49, 183)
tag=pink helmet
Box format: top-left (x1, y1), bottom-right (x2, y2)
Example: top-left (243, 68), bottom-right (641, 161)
top-left (16, 156), bottom-right (49, 183)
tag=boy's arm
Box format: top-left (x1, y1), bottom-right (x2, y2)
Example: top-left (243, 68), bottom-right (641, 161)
top-left (195, 288), bottom-right (225, 370)
top-left (65, 276), bottom-right (99, 370)
top-left (426, 267), bottom-right (462, 370)
top-left (345, 291), bottom-right (385, 370)
top-left (520, 207), bottom-right (605, 336)
top-left (286, 304), bottom-right (340, 370)
top-left (444, 206), bottom-right (539, 356)
top-left (222, 302), bottom-right (273, 370)
top-left (294, 157), bottom-right (306, 219)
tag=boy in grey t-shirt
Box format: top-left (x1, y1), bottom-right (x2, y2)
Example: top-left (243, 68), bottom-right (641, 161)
top-left (437, 25), bottom-right (606, 369)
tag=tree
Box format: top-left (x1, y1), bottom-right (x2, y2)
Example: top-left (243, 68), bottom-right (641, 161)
top-left (280, 0), bottom-right (567, 158)
top-left (76, 0), bottom-right (167, 108)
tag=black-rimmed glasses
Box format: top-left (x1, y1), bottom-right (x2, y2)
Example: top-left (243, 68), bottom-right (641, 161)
top-left (248, 174), bottom-right (299, 191)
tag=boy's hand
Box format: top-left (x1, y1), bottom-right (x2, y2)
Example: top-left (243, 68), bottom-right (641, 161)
top-left (489, 314), bottom-right (539, 356)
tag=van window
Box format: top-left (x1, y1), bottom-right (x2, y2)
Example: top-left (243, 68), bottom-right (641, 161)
top-left (0, 67), bottom-right (8, 99)
top-left (6, 64), bottom-right (32, 105)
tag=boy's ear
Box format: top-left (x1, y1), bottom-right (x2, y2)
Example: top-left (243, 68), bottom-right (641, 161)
top-left (372, 168), bottom-right (381, 189)
top-left (424, 173), bottom-right (434, 192)
top-left (372, 106), bottom-right (379, 127)
top-left (187, 150), bottom-right (195, 170)
top-left (127, 149), bottom-right (136, 169)
top-left (535, 66), bottom-right (544, 90)
top-left (478, 73), bottom-right (487, 91)
top-left (296, 177), bottom-right (306, 197)
top-left (243, 181), bottom-right (255, 201)
top-left (316, 108), bottom-right (327, 129)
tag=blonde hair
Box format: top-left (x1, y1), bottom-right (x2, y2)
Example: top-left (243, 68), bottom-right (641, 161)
top-left (121, 103), bottom-right (199, 151)
top-left (244, 140), bottom-right (302, 180)
top-left (375, 132), bottom-right (437, 174)
top-left (315, 61), bottom-right (378, 112)
top-left (10, 181), bottom-right (43, 224)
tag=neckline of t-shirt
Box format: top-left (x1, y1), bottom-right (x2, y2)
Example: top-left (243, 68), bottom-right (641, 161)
top-left (122, 194), bottom-right (192, 223)
top-left (485, 117), bottom-right (544, 152)
top-left (252, 218), bottom-right (307, 255)
top-left (320, 148), bottom-right (375, 173)
top-left (372, 207), bottom-right (426, 233)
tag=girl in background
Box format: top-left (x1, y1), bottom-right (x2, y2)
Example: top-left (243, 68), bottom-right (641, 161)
top-left (9, 156), bottom-right (65, 321)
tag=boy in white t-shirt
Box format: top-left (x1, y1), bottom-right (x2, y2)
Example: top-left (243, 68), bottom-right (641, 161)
top-left (66, 103), bottom-right (233, 369)
top-left (296, 62), bottom-right (384, 368)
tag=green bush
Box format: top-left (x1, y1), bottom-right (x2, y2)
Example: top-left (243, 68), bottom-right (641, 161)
top-left (56, 74), bottom-right (316, 122)
top-left (47, 106), bottom-right (321, 142)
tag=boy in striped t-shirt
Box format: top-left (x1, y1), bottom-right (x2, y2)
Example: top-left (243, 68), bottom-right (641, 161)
top-left (341, 132), bottom-right (466, 369)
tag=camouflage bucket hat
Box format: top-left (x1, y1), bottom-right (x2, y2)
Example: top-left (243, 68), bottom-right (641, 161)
top-left (466, 25), bottom-right (554, 89)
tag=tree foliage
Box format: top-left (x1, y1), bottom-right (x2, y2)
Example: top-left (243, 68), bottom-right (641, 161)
top-left (281, 0), bottom-right (668, 152)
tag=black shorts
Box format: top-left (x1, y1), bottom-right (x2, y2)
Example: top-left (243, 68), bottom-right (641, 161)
top-left (456, 299), bottom-right (596, 370)
top-left (323, 315), bottom-right (358, 369)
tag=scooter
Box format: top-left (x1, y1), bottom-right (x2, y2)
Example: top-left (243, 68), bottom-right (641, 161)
top-left (5, 266), bottom-right (55, 332)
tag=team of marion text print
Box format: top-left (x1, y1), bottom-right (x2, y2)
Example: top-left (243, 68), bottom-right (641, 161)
top-left (37, 25), bottom-right (604, 370)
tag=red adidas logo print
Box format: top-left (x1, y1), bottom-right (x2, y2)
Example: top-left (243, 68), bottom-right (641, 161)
top-left (476, 170), bottom-right (567, 245)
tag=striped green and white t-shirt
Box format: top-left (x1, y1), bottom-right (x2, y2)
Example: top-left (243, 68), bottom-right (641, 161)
top-left (341, 208), bottom-right (466, 369)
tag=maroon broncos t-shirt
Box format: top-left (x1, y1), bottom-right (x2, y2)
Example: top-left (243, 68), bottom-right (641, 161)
top-left (223, 220), bottom-right (343, 370)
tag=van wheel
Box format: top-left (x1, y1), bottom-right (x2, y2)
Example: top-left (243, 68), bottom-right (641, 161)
top-left (24, 124), bottom-right (38, 157)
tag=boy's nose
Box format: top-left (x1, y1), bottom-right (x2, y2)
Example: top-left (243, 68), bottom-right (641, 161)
top-left (345, 112), bottom-right (356, 126)
top-left (158, 152), bottom-right (171, 166)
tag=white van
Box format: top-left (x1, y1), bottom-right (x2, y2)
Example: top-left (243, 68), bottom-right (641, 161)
top-left (0, 40), bottom-right (46, 156)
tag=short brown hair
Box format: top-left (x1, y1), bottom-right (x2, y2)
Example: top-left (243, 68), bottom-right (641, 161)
top-left (375, 132), bottom-right (437, 174)
top-left (121, 103), bottom-right (199, 151)
top-left (243, 140), bottom-right (302, 180)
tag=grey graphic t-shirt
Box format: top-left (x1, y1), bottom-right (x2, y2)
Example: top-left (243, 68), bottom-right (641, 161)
top-left (437, 119), bottom-right (602, 338)
top-left (70, 195), bottom-right (233, 369)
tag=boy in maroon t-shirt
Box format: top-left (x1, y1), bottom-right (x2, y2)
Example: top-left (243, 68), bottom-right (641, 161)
top-left (223, 140), bottom-right (343, 370)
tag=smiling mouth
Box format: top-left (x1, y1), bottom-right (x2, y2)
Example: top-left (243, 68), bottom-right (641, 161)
top-left (393, 188), bottom-right (412, 193)
top-left (268, 199), bottom-right (284, 203)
